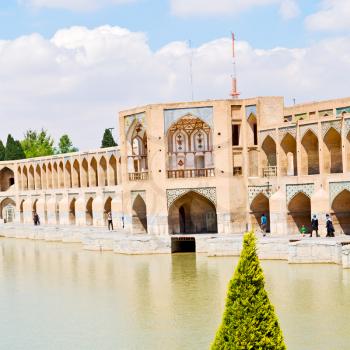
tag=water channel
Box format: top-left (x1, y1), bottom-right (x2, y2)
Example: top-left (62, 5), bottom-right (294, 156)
top-left (0, 238), bottom-right (349, 350)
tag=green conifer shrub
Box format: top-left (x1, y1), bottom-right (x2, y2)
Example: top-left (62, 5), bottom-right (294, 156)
top-left (4, 135), bottom-right (26, 160)
top-left (101, 129), bottom-right (117, 148)
top-left (0, 140), bottom-right (5, 161)
top-left (211, 231), bottom-right (286, 350)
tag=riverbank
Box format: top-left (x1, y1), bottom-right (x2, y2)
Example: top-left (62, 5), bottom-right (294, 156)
top-left (1, 224), bottom-right (350, 268)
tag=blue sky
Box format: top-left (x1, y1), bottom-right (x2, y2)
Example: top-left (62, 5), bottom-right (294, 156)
top-left (0, 0), bottom-right (349, 148)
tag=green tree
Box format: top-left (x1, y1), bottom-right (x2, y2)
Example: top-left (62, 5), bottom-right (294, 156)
top-left (56, 134), bottom-right (78, 154)
top-left (0, 140), bottom-right (5, 161)
top-left (4, 134), bottom-right (26, 160)
top-left (211, 231), bottom-right (286, 350)
top-left (21, 129), bottom-right (55, 158)
top-left (101, 128), bottom-right (117, 148)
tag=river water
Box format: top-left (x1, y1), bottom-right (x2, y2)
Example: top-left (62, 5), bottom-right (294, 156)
top-left (0, 238), bottom-right (349, 350)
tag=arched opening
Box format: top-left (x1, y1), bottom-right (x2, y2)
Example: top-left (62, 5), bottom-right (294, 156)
top-left (90, 158), bottom-right (98, 187)
top-left (41, 164), bottom-right (47, 189)
top-left (247, 114), bottom-right (258, 146)
top-left (168, 191), bottom-right (217, 234)
top-left (35, 165), bottom-right (42, 190)
top-left (58, 162), bottom-right (64, 188)
top-left (0, 198), bottom-right (16, 223)
top-left (287, 192), bottom-right (311, 235)
top-left (17, 167), bottom-right (22, 191)
top-left (28, 165), bottom-right (35, 190)
top-left (280, 133), bottom-right (297, 176)
top-left (69, 198), bottom-right (76, 225)
top-left (301, 130), bottom-right (319, 175)
top-left (132, 195), bottom-right (147, 233)
top-left (0, 167), bottom-right (15, 192)
top-left (81, 159), bottom-right (89, 187)
top-left (331, 190), bottom-right (350, 235)
top-left (108, 155), bottom-right (118, 186)
top-left (52, 162), bottom-right (58, 188)
top-left (47, 163), bottom-right (53, 189)
top-left (104, 197), bottom-right (112, 225)
top-left (23, 166), bottom-right (29, 190)
top-left (65, 161), bottom-right (72, 188)
top-left (261, 136), bottom-right (277, 176)
top-left (72, 160), bottom-right (81, 188)
top-left (99, 157), bottom-right (108, 186)
top-left (324, 128), bottom-right (342, 174)
top-left (86, 198), bottom-right (93, 225)
top-left (20, 200), bottom-right (24, 223)
top-left (250, 193), bottom-right (270, 233)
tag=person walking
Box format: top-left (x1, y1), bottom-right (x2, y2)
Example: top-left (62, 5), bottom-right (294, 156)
top-left (261, 214), bottom-right (267, 237)
top-left (326, 214), bottom-right (335, 237)
top-left (311, 214), bottom-right (319, 237)
top-left (33, 212), bottom-right (37, 226)
top-left (107, 211), bottom-right (114, 231)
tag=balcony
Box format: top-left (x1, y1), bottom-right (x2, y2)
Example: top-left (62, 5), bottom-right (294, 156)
top-left (263, 166), bottom-right (277, 177)
top-left (167, 168), bottom-right (215, 179)
top-left (128, 172), bottom-right (149, 181)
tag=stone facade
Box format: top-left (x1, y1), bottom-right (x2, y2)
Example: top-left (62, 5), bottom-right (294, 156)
top-left (1, 96), bottom-right (350, 236)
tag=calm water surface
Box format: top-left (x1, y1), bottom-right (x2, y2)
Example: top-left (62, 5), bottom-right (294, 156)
top-left (0, 238), bottom-right (349, 350)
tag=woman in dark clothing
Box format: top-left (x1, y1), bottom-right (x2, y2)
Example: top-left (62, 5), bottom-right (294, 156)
top-left (311, 214), bottom-right (319, 237)
top-left (326, 214), bottom-right (335, 237)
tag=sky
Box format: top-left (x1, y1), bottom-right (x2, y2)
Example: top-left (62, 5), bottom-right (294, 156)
top-left (0, 0), bottom-right (349, 149)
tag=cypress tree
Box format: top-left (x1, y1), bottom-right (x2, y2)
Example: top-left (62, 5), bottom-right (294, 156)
top-left (211, 231), bottom-right (286, 350)
top-left (101, 129), bottom-right (117, 148)
top-left (5, 134), bottom-right (26, 160)
top-left (0, 140), bottom-right (5, 161)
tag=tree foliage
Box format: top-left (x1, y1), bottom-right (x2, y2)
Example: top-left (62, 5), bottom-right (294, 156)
top-left (56, 134), bottom-right (78, 154)
top-left (0, 140), bottom-right (5, 161)
top-left (101, 128), bottom-right (117, 148)
top-left (21, 129), bottom-right (55, 158)
top-left (211, 231), bottom-right (286, 350)
top-left (4, 134), bottom-right (26, 161)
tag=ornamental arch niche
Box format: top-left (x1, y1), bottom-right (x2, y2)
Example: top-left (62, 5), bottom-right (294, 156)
top-left (132, 194), bottom-right (147, 234)
top-left (331, 190), bottom-right (350, 235)
top-left (86, 197), bottom-right (93, 225)
top-left (0, 198), bottom-right (16, 222)
top-left (261, 135), bottom-right (276, 171)
top-left (287, 192), bottom-right (311, 235)
top-left (168, 191), bottom-right (217, 234)
top-left (301, 130), bottom-right (319, 175)
top-left (108, 155), bottom-right (118, 186)
top-left (0, 167), bottom-right (15, 192)
top-left (250, 193), bottom-right (270, 233)
top-left (280, 133), bottom-right (297, 176)
top-left (323, 127), bottom-right (342, 174)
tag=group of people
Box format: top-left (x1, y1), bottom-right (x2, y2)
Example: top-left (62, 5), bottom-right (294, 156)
top-left (260, 213), bottom-right (336, 237)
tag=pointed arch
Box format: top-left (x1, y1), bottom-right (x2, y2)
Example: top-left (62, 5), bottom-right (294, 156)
top-left (250, 193), bottom-right (270, 232)
top-left (86, 197), bottom-right (93, 225)
top-left (287, 192), bottom-right (311, 235)
top-left (65, 160), bottom-right (72, 188)
top-left (69, 198), bottom-right (76, 225)
top-left (52, 162), bottom-right (58, 188)
top-left (35, 164), bottom-right (42, 190)
top-left (247, 113), bottom-right (258, 146)
top-left (0, 167), bottom-right (15, 192)
top-left (47, 163), bottom-right (53, 189)
top-left (28, 165), bottom-right (35, 190)
top-left (72, 159), bottom-right (81, 188)
top-left (132, 194), bottom-right (148, 233)
top-left (41, 164), bottom-right (47, 189)
top-left (331, 190), bottom-right (350, 235)
top-left (301, 129), bottom-right (319, 175)
top-left (81, 158), bottom-right (89, 187)
top-left (323, 127), bottom-right (342, 174)
top-left (280, 133), bottom-right (297, 176)
top-left (90, 157), bottom-right (98, 187)
top-left (99, 156), bottom-right (107, 186)
top-left (108, 155), bottom-right (118, 186)
top-left (23, 166), bottom-right (29, 190)
top-left (17, 166), bottom-right (22, 191)
top-left (261, 136), bottom-right (277, 175)
top-left (104, 196), bottom-right (112, 225)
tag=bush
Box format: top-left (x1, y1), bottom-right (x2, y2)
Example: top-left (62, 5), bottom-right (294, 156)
top-left (211, 231), bottom-right (286, 349)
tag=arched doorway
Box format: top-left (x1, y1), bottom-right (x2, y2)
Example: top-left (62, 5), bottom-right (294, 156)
top-left (132, 195), bottom-right (147, 233)
top-left (0, 198), bottom-right (16, 223)
top-left (332, 190), bottom-right (350, 235)
top-left (261, 136), bottom-right (277, 176)
top-left (324, 128), bottom-right (342, 174)
top-left (287, 192), bottom-right (311, 235)
top-left (280, 133), bottom-right (297, 176)
top-left (86, 198), bottom-right (93, 225)
top-left (168, 191), bottom-right (217, 234)
top-left (104, 197), bottom-right (112, 225)
top-left (250, 193), bottom-right (270, 232)
top-left (69, 198), bottom-right (76, 225)
top-left (301, 130), bottom-right (319, 175)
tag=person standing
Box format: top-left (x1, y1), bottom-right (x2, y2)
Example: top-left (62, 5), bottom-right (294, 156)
top-left (107, 211), bottom-right (114, 231)
top-left (261, 214), bottom-right (267, 237)
top-left (326, 214), bottom-right (335, 237)
top-left (300, 224), bottom-right (308, 237)
top-left (311, 215), bottom-right (319, 237)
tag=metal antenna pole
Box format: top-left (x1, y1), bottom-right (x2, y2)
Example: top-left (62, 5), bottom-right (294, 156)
top-left (230, 32), bottom-right (240, 99)
top-left (189, 40), bottom-right (194, 101)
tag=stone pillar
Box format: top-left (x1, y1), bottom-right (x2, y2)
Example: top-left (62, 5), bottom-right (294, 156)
top-left (111, 195), bottom-right (123, 230)
top-left (47, 197), bottom-right (58, 225)
top-left (269, 189), bottom-right (288, 235)
top-left (58, 197), bottom-right (69, 225)
top-left (75, 197), bottom-right (86, 226)
top-left (23, 198), bottom-right (33, 224)
top-left (36, 197), bottom-right (46, 224)
top-left (341, 119), bottom-right (347, 173)
top-left (296, 123), bottom-right (301, 176)
top-left (318, 121), bottom-right (325, 176)
top-left (92, 196), bottom-right (104, 226)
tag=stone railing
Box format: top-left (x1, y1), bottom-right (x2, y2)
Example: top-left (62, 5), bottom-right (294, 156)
top-left (167, 168), bottom-right (215, 179)
top-left (263, 166), bottom-right (277, 177)
top-left (128, 172), bottom-right (149, 181)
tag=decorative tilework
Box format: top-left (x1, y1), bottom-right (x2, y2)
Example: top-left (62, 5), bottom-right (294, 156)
top-left (286, 183), bottom-right (315, 204)
top-left (166, 187), bottom-right (216, 209)
top-left (131, 190), bottom-right (146, 203)
top-left (248, 186), bottom-right (273, 205)
top-left (278, 126), bottom-right (296, 140)
top-left (300, 123), bottom-right (318, 139)
top-left (343, 118), bottom-right (350, 135)
top-left (319, 109), bottom-right (333, 118)
top-left (321, 120), bottom-right (341, 137)
top-left (164, 107), bottom-right (213, 133)
top-left (259, 129), bottom-right (276, 144)
top-left (329, 182), bottom-right (350, 204)
top-left (125, 113), bottom-right (146, 135)
top-left (336, 106), bottom-right (350, 117)
top-left (245, 105), bottom-right (257, 119)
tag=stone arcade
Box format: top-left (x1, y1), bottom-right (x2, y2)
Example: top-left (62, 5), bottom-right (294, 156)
top-left (1, 96), bottom-right (350, 237)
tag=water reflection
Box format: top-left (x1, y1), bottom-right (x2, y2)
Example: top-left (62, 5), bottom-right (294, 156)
top-left (0, 238), bottom-right (349, 350)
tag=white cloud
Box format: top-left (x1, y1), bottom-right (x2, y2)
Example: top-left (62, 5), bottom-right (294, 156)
top-left (19, 0), bottom-right (135, 11)
top-left (0, 25), bottom-right (349, 149)
top-left (170, 0), bottom-right (299, 19)
top-left (306, 0), bottom-right (350, 31)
